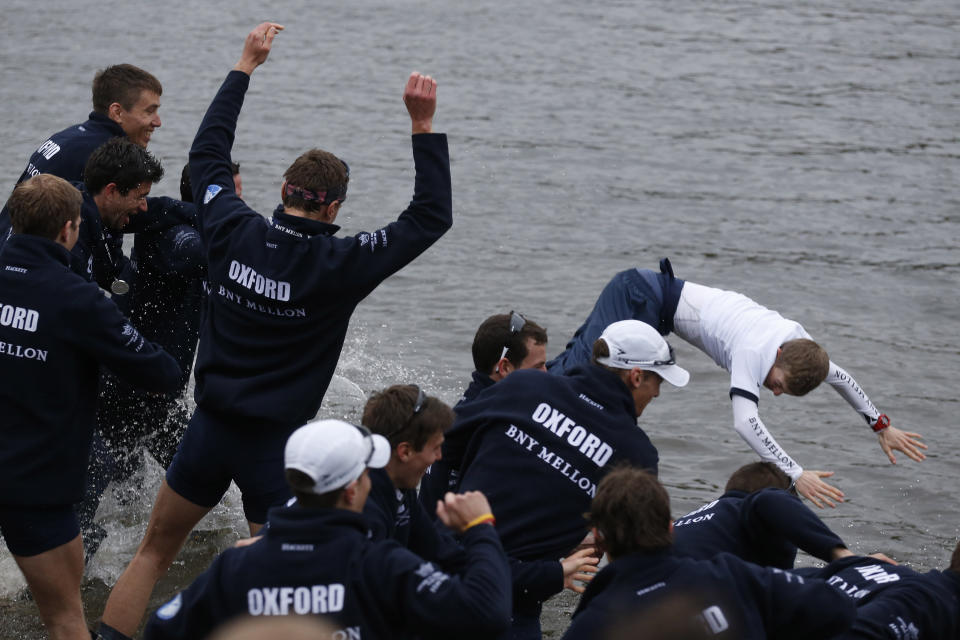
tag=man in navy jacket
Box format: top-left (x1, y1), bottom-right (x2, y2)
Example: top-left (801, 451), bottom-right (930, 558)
top-left (143, 419), bottom-right (511, 640)
top-left (100, 22), bottom-right (453, 638)
top-left (672, 461), bottom-right (850, 569)
top-left (795, 543), bottom-right (960, 639)
top-left (0, 174), bottom-right (180, 640)
top-left (562, 468), bottom-right (856, 640)
top-left (449, 319), bottom-right (690, 638)
top-left (10, 63), bottom-right (162, 188)
top-left (420, 311), bottom-right (549, 517)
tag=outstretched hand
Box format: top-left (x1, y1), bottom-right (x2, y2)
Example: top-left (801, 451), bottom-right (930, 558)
top-left (795, 470), bottom-right (845, 509)
top-left (878, 425), bottom-right (927, 464)
top-left (235, 22), bottom-right (285, 76)
top-left (561, 547), bottom-right (600, 593)
top-left (403, 72), bottom-right (437, 134)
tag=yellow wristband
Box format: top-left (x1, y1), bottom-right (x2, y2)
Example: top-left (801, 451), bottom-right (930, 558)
top-left (464, 513), bottom-right (496, 531)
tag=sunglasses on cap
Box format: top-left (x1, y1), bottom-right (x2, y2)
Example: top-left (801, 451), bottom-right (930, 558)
top-left (613, 343), bottom-right (677, 368)
top-left (499, 310), bottom-right (528, 361)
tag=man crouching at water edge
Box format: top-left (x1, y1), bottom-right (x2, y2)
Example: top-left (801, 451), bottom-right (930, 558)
top-left (143, 420), bottom-right (512, 640)
top-left (561, 468), bottom-right (857, 640)
top-left (445, 319), bottom-right (689, 639)
top-left (0, 175), bottom-right (181, 640)
top-left (100, 21), bottom-right (452, 638)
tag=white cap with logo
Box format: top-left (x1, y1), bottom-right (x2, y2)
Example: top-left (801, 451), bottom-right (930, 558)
top-left (596, 319), bottom-right (690, 388)
top-left (284, 419), bottom-right (391, 495)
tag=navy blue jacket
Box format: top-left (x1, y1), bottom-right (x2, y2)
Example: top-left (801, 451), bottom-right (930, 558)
top-left (802, 556), bottom-right (960, 638)
top-left (0, 234), bottom-right (180, 505)
top-left (452, 365), bottom-right (658, 562)
top-left (364, 468), bottom-right (464, 568)
top-left (418, 371), bottom-right (496, 518)
top-left (672, 488), bottom-right (846, 569)
top-left (563, 549), bottom-right (856, 640)
top-left (187, 70), bottom-right (452, 426)
top-left (14, 112), bottom-right (126, 187)
top-left (115, 211), bottom-right (205, 390)
top-left (144, 505), bottom-right (511, 640)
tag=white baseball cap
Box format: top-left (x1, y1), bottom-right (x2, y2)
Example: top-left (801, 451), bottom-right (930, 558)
top-left (284, 419), bottom-right (391, 494)
top-left (596, 320), bottom-right (690, 388)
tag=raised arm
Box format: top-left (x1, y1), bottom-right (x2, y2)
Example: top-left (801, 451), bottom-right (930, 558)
top-left (731, 395), bottom-right (845, 508)
top-left (824, 361), bottom-right (927, 464)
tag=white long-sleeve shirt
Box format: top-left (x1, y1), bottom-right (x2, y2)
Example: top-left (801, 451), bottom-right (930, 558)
top-left (673, 282), bottom-right (881, 480)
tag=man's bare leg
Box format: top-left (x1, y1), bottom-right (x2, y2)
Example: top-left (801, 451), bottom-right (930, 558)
top-left (100, 480), bottom-right (211, 636)
top-left (15, 535), bottom-right (88, 640)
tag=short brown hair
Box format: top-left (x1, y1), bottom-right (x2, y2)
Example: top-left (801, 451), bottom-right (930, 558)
top-left (779, 339), bottom-right (829, 395)
top-left (285, 469), bottom-right (345, 508)
top-left (589, 466), bottom-right (673, 559)
top-left (724, 462), bottom-right (792, 493)
top-left (362, 385), bottom-right (453, 450)
top-left (92, 64), bottom-right (162, 113)
top-left (282, 149), bottom-right (349, 214)
top-left (8, 174), bottom-right (82, 240)
top-left (472, 313), bottom-right (548, 374)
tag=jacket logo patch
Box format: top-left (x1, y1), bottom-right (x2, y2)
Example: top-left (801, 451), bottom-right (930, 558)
top-left (203, 184), bottom-right (223, 204)
top-left (156, 593), bottom-right (182, 620)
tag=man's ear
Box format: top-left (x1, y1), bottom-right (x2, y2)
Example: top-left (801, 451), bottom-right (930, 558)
top-left (591, 526), bottom-right (606, 555)
top-left (324, 200), bottom-right (342, 223)
top-left (280, 180), bottom-right (288, 201)
top-left (342, 478), bottom-right (359, 507)
top-left (396, 441), bottom-right (413, 463)
top-left (107, 102), bottom-right (124, 124)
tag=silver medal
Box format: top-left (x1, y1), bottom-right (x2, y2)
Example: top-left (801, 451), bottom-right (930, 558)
top-left (111, 279), bottom-right (130, 295)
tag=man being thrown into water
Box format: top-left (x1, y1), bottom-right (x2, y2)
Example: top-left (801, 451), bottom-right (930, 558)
top-left (547, 259), bottom-right (926, 508)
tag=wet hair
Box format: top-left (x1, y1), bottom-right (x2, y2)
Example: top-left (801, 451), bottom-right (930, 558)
top-left (8, 174), bottom-right (83, 240)
top-left (724, 462), bottom-right (792, 493)
top-left (91, 64), bottom-right (162, 114)
top-left (472, 313), bottom-right (548, 374)
top-left (180, 161), bottom-right (239, 202)
top-left (282, 149), bottom-right (348, 215)
top-left (588, 466), bottom-right (673, 559)
top-left (84, 137), bottom-right (164, 196)
top-left (779, 339), bottom-right (830, 396)
top-left (285, 468), bottom-right (345, 508)
top-left (362, 385), bottom-right (454, 450)
top-left (950, 539), bottom-right (960, 574)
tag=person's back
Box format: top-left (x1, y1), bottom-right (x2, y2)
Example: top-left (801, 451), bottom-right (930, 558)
top-left (563, 468), bottom-right (856, 640)
top-left (672, 462), bottom-right (848, 569)
top-left (143, 419), bottom-right (511, 640)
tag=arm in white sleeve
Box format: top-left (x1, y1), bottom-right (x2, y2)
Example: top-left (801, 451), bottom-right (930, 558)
top-left (731, 394), bottom-right (804, 481)
top-left (823, 361), bottom-right (881, 427)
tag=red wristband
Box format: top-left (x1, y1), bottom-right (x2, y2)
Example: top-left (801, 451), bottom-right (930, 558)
top-left (871, 414), bottom-right (890, 433)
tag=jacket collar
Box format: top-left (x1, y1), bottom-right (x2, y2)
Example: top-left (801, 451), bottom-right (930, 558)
top-left (271, 205), bottom-right (340, 237)
top-left (567, 364), bottom-right (639, 419)
top-left (1, 233), bottom-right (71, 267)
top-left (85, 111), bottom-right (127, 137)
top-left (264, 504), bottom-right (368, 541)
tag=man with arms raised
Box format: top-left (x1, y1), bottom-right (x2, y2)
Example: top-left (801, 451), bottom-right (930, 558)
top-left (548, 259), bottom-right (926, 507)
top-left (100, 22), bottom-right (453, 638)
top-left (0, 174), bottom-right (180, 640)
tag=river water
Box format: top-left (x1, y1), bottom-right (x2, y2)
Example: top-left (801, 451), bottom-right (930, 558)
top-left (0, 0), bottom-right (957, 637)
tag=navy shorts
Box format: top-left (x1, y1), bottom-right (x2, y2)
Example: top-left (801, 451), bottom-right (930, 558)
top-left (0, 503), bottom-right (79, 557)
top-left (166, 407), bottom-right (296, 524)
